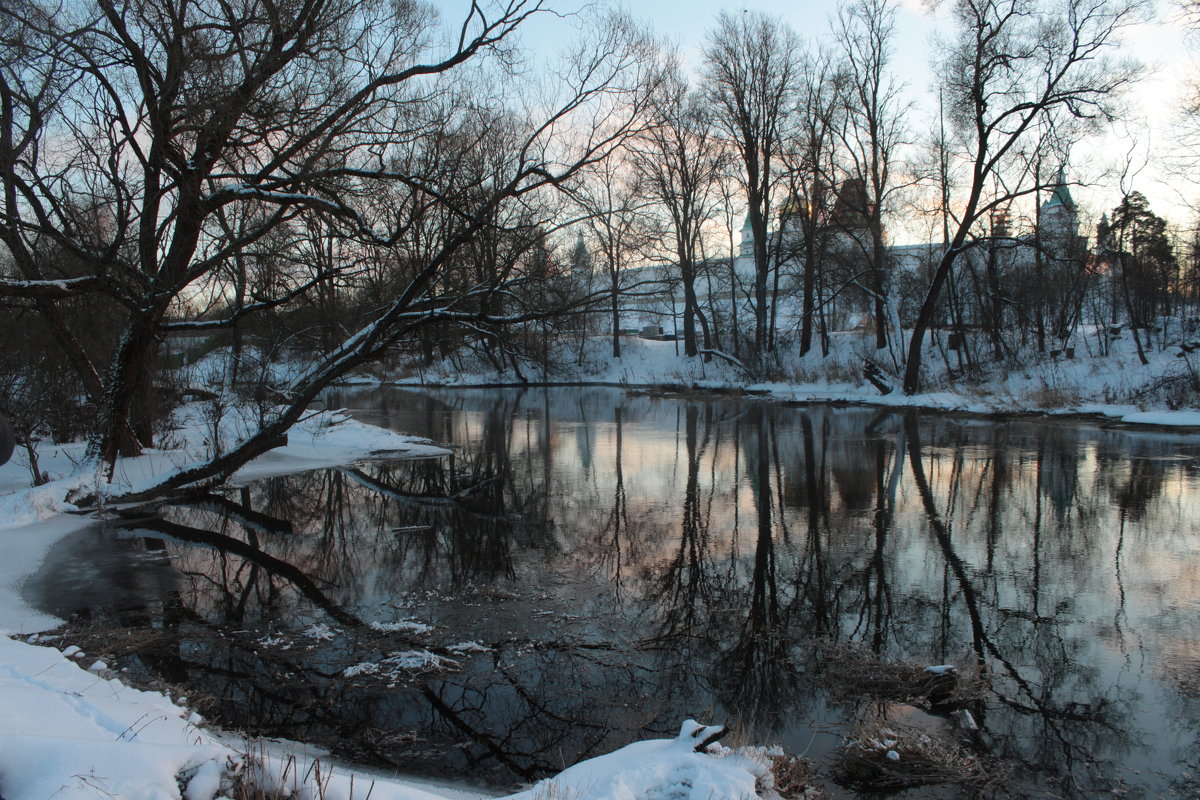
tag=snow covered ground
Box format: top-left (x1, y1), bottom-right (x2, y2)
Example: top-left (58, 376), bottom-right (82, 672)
top-left (383, 328), bottom-right (1200, 428)
top-left (0, 624), bottom-right (783, 800)
top-left (0, 404), bottom-right (449, 531)
top-left (0, 640), bottom-right (780, 800)
top-left (0, 403), bottom-right (787, 800)
top-left (4, 327), bottom-right (1197, 800)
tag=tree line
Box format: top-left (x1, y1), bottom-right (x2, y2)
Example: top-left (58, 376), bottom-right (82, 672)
top-left (0, 0), bottom-right (1189, 498)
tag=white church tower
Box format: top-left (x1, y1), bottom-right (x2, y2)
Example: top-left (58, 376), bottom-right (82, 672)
top-left (739, 212), bottom-right (754, 257)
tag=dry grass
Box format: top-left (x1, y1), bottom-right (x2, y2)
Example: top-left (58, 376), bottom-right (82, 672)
top-left (50, 623), bottom-right (173, 660)
top-left (819, 647), bottom-right (1001, 794)
top-left (225, 743), bottom-right (377, 800)
top-left (818, 644), bottom-right (986, 708)
top-left (789, 359), bottom-right (861, 386)
top-left (834, 721), bottom-right (995, 793)
top-left (765, 752), bottom-right (828, 799)
top-left (1025, 382), bottom-right (1084, 409)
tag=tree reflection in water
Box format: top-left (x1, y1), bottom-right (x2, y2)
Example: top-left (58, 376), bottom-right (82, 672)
top-left (28, 387), bottom-right (1200, 798)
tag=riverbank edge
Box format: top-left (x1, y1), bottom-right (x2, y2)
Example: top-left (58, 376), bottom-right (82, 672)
top-left (346, 377), bottom-right (1200, 434)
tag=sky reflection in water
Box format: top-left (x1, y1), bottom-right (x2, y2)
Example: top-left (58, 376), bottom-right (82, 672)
top-left (28, 387), bottom-right (1200, 798)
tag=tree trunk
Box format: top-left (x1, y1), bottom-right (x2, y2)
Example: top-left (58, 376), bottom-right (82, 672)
top-left (986, 246), bottom-right (1004, 360)
top-left (611, 286), bottom-right (622, 358)
top-left (94, 316), bottom-right (162, 466)
top-left (903, 245), bottom-right (960, 394)
top-left (680, 254), bottom-right (699, 358)
top-left (871, 219), bottom-right (888, 350)
top-left (750, 205), bottom-right (771, 357)
top-left (799, 239), bottom-right (816, 357)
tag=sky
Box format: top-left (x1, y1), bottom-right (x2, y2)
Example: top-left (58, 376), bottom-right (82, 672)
top-left (511, 0), bottom-right (1200, 236)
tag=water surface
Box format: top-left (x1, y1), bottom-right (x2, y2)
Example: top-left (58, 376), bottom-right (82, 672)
top-left (27, 387), bottom-right (1200, 797)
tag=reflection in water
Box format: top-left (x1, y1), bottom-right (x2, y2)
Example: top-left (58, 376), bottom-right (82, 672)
top-left (26, 387), bottom-right (1200, 797)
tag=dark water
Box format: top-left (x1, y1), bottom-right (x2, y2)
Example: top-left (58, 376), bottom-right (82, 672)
top-left (25, 387), bottom-right (1200, 798)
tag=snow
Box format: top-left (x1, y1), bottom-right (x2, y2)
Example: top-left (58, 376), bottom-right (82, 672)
top-left (0, 634), bottom-right (231, 800)
top-left (1110, 409), bottom-right (1200, 426)
top-left (953, 709), bottom-right (979, 731)
top-left (341, 650), bottom-right (459, 680)
top-left (505, 721), bottom-right (772, 800)
top-left (923, 665), bottom-right (957, 675)
top-left (387, 330), bottom-right (1200, 429)
top-left (370, 619), bottom-right (434, 634)
top-left (302, 622), bottom-right (340, 641)
top-left (0, 397), bottom-right (781, 800)
top-left (0, 630), bottom-right (776, 800)
top-left (342, 661), bottom-right (383, 677)
top-left (0, 403), bottom-right (449, 533)
top-left (384, 650), bottom-right (458, 671)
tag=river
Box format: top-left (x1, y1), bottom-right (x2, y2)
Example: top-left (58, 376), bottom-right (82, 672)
top-left (25, 386), bottom-right (1200, 798)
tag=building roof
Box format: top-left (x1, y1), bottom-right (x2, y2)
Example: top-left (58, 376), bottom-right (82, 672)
top-left (1044, 167), bottom-right (1075, 210)
top-left (778, 193), bottom-right (806, 217)
top-left (831, 178), bottom-right (872, 228)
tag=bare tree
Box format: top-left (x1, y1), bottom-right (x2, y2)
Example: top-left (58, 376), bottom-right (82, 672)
top-left (0, 0), bottom-right (659, 498)
top-left (832, 0), bottom-right (911, 355)
top-left (631, 57), bottom-right (727, 359)
top-left (573, 153), bottom-right (652, 359)
top-left (1020, 124), bottom-right (1091, 354)
top-left (704, 10), bottom-right (803, 364)
top-left (782, 48), bottom-right (844, 358)
top-left (901, 0), bottom-right (1143, 395)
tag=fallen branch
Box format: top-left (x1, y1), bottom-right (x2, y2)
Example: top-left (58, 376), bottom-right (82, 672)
top-left (697, 348), bottom-right (746, 371)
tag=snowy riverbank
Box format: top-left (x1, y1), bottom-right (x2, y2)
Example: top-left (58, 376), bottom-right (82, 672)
top-left (375, 332), bottom-right (1200, 429)
top-left (0, 405), bottom-right (791, 800)
top-left (0, 627), bottom-right (782, 800)
top-left (4, 333), bottom-right (1198, 800)
top-left (0, 405), bottom-right (450, 533)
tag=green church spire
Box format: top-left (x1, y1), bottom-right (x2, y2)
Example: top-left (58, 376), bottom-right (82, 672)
top-left (1044, 166), bottom-right (1075, 210)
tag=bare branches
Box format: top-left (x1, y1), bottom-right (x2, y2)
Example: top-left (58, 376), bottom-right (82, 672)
top-left (628, 55), bottom-right (728, 358)
top-left (0, 0), bottom-right (662, 486)
top-left (0, 275), bottom-right (104, 299)
top-left (902, 0), bottom-right (1145, 394)
top-left (704, 10), bottom-right (804, 359)
top-left (831, 0), bottom-right (911, 354)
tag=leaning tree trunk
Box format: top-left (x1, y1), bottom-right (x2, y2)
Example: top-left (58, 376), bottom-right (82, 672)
top-left (903, 170), bottom-right (985, 395)
top-left (904, 243), bottom-right (963, 395)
